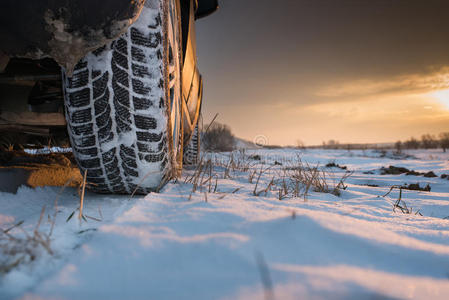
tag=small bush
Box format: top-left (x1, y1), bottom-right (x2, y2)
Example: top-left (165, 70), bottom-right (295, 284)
top-left (202, 123), bottom-right (235, 152)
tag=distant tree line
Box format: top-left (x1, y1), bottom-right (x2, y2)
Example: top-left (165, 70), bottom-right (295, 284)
top-left (395, 132), bottom-right (449, 152)
top-left (316, 132), bottom-right (449, 152)
top-left (320, 140), bottom-right (369, 151)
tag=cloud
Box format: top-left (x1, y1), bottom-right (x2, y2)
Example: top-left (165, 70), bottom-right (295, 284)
top-left (316, 66), bottom-right (449, 99)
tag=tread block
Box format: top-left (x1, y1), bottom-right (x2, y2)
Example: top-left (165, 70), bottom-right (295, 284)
top-left (71, 135), bottom-right (96, 148)
top-left (136, 131), bottom-right (162, 142)
top-left (112, 62), bottom-right (129, 86)
top-left (109, 177), bottom-right (123, 186)
top-left (137, 142), bottom-right (158, 153)
top-left (122, 162), bottom-right (138, 177)
top-left (121, 154), bottom-right (138, 169)
top-left (70, 107), bottom-right (92, 124)
top-left (106, 171), bottom-right (120, 180)
top-left (67, 88), bottom-right (90, 107)
top-left (92, 70), bottom-right (101, 79)
top-left (123, 159), bottom-right (138, 170)
top-left (112, 80), bottom-right (130, 107)
top-left (144, 152), bottom-right (164, 163)
top-left (87, 168), bottom-right (103, 177)
top-left (113, 97), bottom-right (131, 117)
top-left (93, 72), bottom-right (109, 99)
top-left (131, 46), bottom-right (146, 63)
top-left (134, 115), bottom-right (157, 130)
top-left (132, 78), bottom-right (150, 95)
top-left (115, 38), bottom-right (128, 55)
top-left (100, 131), bottom-right (114, 144)
top-left (112, 50), bottom-right (129, 70)
top-left (133, 96), bottom-right (152, 110)
top-left (132, 63), bottom-right (151, 78)
top-left (97, 112), bottom-right (112, 133)
top-left (70, 123), bottom-right (93, 136)
top-left (107, 173), bottom-right (122, 183)
top-left (104, 157), bottom-right (119, 173)
top-left (114, 107), bottom-right (131, 133)
top-left (94, 90), bottom-right (110, 116)
top-left (120, 144), bottom-right (135, 157)
top-left (112, 185), bottom-right (126, 193)
top-left (130, 28), bottom-right (161, 48)
top-left (106, 172), bottom-right (120, 181)
top-left (79, 157), bottom-right (101, 169)
top-left (98, 121), bottom-right (113, 142)
top-left (102, 148), bottom-right (116, 163)
top-left (74, 146), bottom-right (98, 157)
top-left (69, 69), bottom-right (89, 89)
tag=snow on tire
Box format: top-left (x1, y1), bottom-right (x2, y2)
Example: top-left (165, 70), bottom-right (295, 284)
top-left (62, 0), bottom-right (182, 194)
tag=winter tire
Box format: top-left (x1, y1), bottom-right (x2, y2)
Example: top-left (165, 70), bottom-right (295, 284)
top-left (62, 0), bottom-right (182, 194)
top-left (183, 121), bottom-right (200, 165)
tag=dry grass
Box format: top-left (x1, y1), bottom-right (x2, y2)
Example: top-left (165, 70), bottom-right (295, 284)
top-left (0, 171), bottom-right (105, 274)
top-left (0, 206), bottom-right (53, 274)
top-left (183, 152), bottom-right (352, 201)
top-left (280, 157), bottom-right (351, 199)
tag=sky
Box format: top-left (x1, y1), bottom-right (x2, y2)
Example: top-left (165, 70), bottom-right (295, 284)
top-left (195, 0), bottom-right (449, 146)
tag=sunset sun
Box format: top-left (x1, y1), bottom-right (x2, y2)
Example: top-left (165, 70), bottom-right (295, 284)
top-left (430, 88), bottom-right (449, 109)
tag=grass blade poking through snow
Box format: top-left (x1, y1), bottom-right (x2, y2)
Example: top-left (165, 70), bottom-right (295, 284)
top-left (79, 169), bottom-right (87, 222)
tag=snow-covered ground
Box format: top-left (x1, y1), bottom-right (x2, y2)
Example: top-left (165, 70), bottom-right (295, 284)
top-left (1, 149), bottom-right (449, 299)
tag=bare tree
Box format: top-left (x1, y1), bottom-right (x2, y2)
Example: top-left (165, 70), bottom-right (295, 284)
top-left (440, 132), bottom-right (449, 152)
top-left (404, 137), bottom-right (420, 149)
top-left (395, 140), bottom-right (402, 154)
top-left (421, 134), bottom-right (437, 149)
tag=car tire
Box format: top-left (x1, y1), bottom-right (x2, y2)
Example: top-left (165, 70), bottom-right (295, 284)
top-left (62, 0), bottom-right (182, 194)
top-left (183, 121), bottom-right (201, 165)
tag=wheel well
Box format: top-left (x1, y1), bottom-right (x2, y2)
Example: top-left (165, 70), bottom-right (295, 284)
top-left (180, 0), bottom-right (192, 55)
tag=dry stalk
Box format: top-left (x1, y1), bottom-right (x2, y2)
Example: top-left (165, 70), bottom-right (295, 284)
top-left (253, 166), bottom-right (264, 196)
top-left (382, 185), bottom-right (413, 214)
top-left (79, 169), bottom-right (87, 221)
top-left (232, 187), bottom-right (241, 194)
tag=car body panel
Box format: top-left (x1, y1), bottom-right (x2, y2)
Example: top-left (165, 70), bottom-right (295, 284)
top-left (0, 0), bottom-right (145, 74)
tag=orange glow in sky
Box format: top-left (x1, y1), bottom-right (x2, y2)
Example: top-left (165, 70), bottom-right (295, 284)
top-left (200, 68), bottom-right (449, 146)
top-left (196, 1), bottom-right (449, 146)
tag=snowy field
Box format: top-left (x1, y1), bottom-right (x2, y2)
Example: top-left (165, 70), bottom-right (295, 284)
top-left (1, 148), bottom-right (449, 299)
